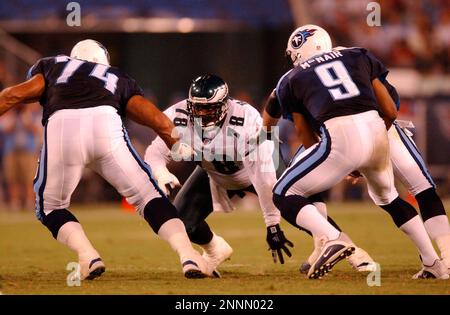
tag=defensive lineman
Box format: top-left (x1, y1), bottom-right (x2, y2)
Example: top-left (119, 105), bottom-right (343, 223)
top-left (145, 75), bottom-right (293, 275)
top-left (263, 25), bottom-right (448, 279)
top-left (0, 40), bottom-right (212, 279)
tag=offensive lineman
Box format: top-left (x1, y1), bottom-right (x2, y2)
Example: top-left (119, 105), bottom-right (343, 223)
top-left (0, 39), bottom-right (212, 280)
top-left (145, 75), bottom-right (293, 275)
top-left (263, 25), bottom-right (448, 279)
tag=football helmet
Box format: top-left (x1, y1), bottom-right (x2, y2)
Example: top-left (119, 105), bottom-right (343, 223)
top-left (286, 24), bottom-right (332, 67)
top-left (70, 39), bottom-right (110, 66)
top-left (187, 75), bottom-right (229, 128)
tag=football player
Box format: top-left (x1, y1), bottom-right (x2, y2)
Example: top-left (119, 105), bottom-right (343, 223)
top-left (338, 49), bottom-right (450, 273)
top-left (263, 25), bottom-right (448, 279)
top-left (0, 39), bottom-right (212, 280)
top-left (145, 74), bottom-right (293, 276)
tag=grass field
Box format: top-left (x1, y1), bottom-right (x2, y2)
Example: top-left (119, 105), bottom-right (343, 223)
top-left (0, 201), bottom-right (449, 295)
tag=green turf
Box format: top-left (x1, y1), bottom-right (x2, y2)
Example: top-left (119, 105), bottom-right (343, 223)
top-left (0, 201), bottom-right (449, 294)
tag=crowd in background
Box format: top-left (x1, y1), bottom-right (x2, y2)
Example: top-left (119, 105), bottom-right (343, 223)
top-left (0, 0), bottom-right (448, 211)
top-left (310, 0), bottom-right (449, 74)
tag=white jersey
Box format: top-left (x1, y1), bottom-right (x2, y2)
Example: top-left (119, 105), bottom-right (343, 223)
top-left (145, 98), bottom-right (281, 226)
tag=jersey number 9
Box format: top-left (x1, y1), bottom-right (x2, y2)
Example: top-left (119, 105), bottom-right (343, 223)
top-left (314, 60), bottom-right (360, 101)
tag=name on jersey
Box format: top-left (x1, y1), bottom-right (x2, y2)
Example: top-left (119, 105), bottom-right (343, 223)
top-left (300, 50), bottom-right (343, 69)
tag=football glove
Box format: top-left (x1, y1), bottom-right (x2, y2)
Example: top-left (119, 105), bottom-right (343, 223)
top-left (266, 224), bottom-right (293, 264)
top-left (170, 141), bottom-right (197, 161)
top-left (153, 167), bottom-right (181, 197)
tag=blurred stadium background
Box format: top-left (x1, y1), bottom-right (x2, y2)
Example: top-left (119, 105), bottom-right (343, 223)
top-left (0, 0), bottom-right (448, 211)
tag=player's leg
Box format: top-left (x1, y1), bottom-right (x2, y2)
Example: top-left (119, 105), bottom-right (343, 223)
top-left (174, 166), bottom-right (232, 275)
top-left (389, 123), bottom-right (450, 269)
top-left (272, 126), bottom-right (355, 278)
top-left (34, 117), bottom-right (104, 280)
top-left (298, 193), bottom-right (376, 273)
top-left (174, 166), bottom-right (214, 244)
top-left (361, 119), bottom-right (447, 279)
top-left (91, 122), bottom-right (211, 278)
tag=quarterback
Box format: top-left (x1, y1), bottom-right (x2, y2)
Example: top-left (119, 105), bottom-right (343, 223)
top-left (263, 25), bottom-right (448, 279)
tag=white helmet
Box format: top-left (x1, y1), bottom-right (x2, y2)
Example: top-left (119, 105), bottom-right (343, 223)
top-left (286, 24), bottom-right (332, 67)
top-left (70, 39), bottom-right (110, 65)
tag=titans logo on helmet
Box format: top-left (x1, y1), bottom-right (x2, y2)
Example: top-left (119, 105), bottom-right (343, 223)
top-left (291, 29), bottom-right (317, 49)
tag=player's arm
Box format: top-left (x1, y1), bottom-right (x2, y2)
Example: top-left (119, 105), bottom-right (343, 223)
top-left (262, 90), bottom-right (281, 132)
top-left (144, 135), bottom-right (180, 196)
top-left (243, 132), bottom-right (293, 264)
top-left (0, 74), bottom-right (45, 116)
top-left (372, 78), bottom-right (397, 130)
top-left (383, 79), bottom-right (400, 109)
top-left (126, 95), bottom-right (178, 148)
top-left (292, 113), bottom-right (319, 149)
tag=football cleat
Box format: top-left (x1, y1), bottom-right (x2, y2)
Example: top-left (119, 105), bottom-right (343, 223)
top-left (412, 259), bottom-right (449, 280)
top-left (435, 234), bottom-right (450, 272)
top-left (182, 251), bottom-right (212, 279)
top-left (307, 233), bottom-right (355, 279)
top-left (201, 234), bottom-right (233, 278)
top-left (347, 247), bottom-right (377, 272)
top-left (299, 236), bottom-right (322, 274)
top-left (81, 257), bottom-right (105, 280)
top-left (182, 260), bottom-right (207, 279)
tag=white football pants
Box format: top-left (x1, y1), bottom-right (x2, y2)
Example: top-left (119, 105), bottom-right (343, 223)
top-left (274, 110), bottom-right (398, 205)
top-left (34, 106), bottom-right (164, 221)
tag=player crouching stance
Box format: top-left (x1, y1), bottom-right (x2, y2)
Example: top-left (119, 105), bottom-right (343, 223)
top-left (145, 75), bottom-right (293, 276)
top-left (0, 40), bottom-right (213, 280)
top-left (264, 25), bottom-right (448, 279)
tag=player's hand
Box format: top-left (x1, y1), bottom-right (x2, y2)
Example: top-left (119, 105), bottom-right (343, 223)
top-left (266, 224), bottom-right (293, 264)
top-left (153, 168), bottom-right (181, 196)
top-left (346, 170), bottom-right (362, 185)
top-left (170, 141), bottom-right (197, 161)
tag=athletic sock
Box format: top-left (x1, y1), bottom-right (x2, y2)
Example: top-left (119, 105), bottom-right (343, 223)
top-left (399, 216), bottom-right (440, 266)
top-left (56, 221), bottom-right (100, 262)
top-left (435, 234), bottom-right (450, 269)
top-left (424, 215), bottom-right (450, 240)
top-left (295, 204), bottom-right (340, 240)
top-left (313, 201), bottom-right (327, 219)
top-left (157, 218), bottom-right (196, 263)
top-left (200, 233), bottom-right (219, 253)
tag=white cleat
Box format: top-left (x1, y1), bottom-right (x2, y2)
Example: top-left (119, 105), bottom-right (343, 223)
top-left (307, 233), bottom-right (355, 279)
top-left (300, 236), bottom-right (322, 274)
top-left (80, 257), bottom-right (105, 280)
top-left (201, 234), bottom-right (233, 278)
top-left (347, 247), bottom-right (377, 272)
top-left (435, 234), bottom-right (450, 273)
top-left (412, 259), bottom-right (449, 280)
top-left (182, 251), bottom-right (213, 279)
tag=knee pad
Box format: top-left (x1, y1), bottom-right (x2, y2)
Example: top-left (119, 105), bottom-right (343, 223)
top-left (272, 194), bottom-right (312, 228)
top-left (415, 188), bottom-right (446, 222)
top-left (42, 209), bottom-right (79, 239)
top-left (308, 193), bottom-right (324, 203)
top-left (380, 197), bottom-right (418, 227)
top-left (187, 221), bottom-right (214, 245)
top-left (143, 197), bottom-right (179, 233)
